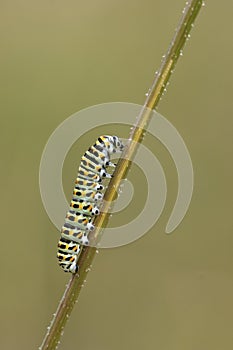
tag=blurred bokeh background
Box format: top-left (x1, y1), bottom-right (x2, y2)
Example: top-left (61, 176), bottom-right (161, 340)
top-left (1, 1), bottom-right (232, 349)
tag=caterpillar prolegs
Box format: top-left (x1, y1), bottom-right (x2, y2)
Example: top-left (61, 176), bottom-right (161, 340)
top-left (57, 135), bottom-right (124, 273)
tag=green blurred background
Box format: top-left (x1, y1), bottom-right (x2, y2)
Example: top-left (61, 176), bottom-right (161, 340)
top-left (1, 1), bottom-right (232, 349)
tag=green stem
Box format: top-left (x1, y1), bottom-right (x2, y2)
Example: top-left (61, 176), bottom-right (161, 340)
top-left (39, 1), bottom-right (204, 349)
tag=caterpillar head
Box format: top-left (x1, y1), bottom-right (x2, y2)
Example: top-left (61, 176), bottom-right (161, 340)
top-left (100, 135), bottom-right (124, 153)
top-left (112, 135), bottom-right (124, 152)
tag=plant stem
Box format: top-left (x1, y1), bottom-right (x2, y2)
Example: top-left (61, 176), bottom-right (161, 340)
top-left (39, 1), bottom-right (204, 349)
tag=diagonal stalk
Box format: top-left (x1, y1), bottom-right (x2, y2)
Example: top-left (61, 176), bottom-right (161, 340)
top-left (39, 1), bottom-right (204, 349)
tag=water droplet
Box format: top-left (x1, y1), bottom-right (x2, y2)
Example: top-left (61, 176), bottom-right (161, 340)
top-left (145, 92), bottom-right (149, 96)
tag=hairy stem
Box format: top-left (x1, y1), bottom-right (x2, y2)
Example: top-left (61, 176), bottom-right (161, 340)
top-left (39, 1), bottom-right (204, 349)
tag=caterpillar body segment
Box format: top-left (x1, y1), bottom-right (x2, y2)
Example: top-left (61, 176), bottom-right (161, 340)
top-left (70, 199), bottom-right (100, 216)
top-left (75, 179), bottom-right (104, 191)
top-left (78, 165), bottom-right (102, 182)
top-left (65, 211), bottom-right (95, 231)
top-left (61, 223), bottom-right (89, 245)
top-left (73, 187), bottom-right (103, 202)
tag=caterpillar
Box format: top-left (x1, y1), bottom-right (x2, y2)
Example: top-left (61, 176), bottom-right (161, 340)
top-left (57, 135), bottom-right (124, 273)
